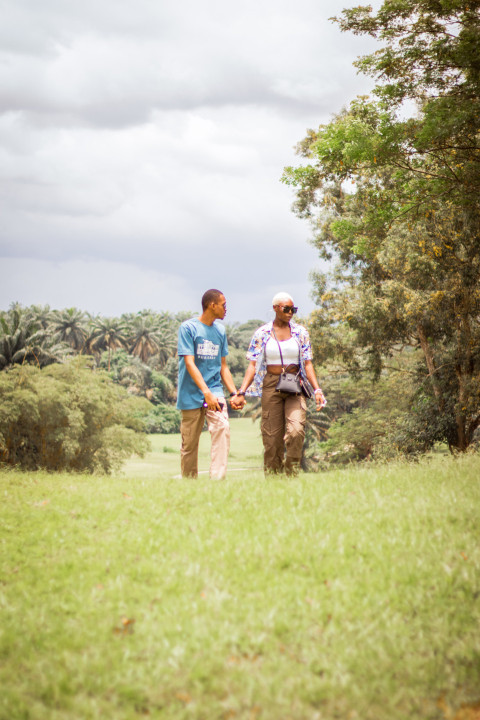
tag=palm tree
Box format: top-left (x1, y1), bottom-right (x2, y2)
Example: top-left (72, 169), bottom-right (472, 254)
top-left (87, 317), bottom-right (127, 370)
top-left (49, 307), bottom-right (88, 352)
top-left (127, 313), bottom-right (176, 365)
top-left (0, 305), bottom-right (69, 370)
top-left (30, 304), bottom-right (52, 330)
top-left (117, 358), bottom-right (151, 396)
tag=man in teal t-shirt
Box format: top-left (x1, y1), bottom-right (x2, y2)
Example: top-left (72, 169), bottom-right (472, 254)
top-left (177, 289), bottom-right (245, 479)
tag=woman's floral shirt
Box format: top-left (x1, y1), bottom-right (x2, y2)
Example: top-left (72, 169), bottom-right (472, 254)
top-left (245, 321), bottom-right (313, 397)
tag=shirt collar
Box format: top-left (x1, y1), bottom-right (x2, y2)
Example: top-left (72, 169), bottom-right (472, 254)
top-left (264, 320), bottom-right (301, 337)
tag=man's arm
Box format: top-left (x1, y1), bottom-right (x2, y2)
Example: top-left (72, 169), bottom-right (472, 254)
top-left (220, 357), bottom-right (246, 409)
top-left (227, 360), bottom-right (255, 409)
top-left (184, 355), bottom-right (221, 410)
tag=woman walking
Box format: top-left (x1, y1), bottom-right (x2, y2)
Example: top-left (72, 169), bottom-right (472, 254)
top-left (233, 292), bottom-right (326, 476)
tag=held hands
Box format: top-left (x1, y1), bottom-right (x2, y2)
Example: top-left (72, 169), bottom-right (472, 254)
top-left (203, 390), bottom-right (247, 411)
top-left (230, 392), bottom-right (246, 410)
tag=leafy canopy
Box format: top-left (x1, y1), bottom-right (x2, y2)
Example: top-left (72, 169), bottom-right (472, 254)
top-left (282, 0), bottom-right (480, 453)
top-left (0, 359), bottom-right (150, 472)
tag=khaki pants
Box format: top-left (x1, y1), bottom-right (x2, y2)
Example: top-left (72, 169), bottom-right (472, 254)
top-left (261, 373), bottom-right (307, 476)
top-left (180, 401), bottom-right (230, 479)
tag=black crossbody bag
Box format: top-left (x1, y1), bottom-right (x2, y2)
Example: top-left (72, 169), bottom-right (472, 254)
top-left (271, 328), bottom-right (303, 395)
top-left (271, 328), bottom-right (315, 399)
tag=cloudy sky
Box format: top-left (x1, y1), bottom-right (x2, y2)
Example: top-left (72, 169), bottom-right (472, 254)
top-left (0, 0), bottom-right (378, 323)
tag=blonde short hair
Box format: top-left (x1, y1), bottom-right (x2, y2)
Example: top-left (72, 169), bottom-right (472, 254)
top-left (272, 291), bottom-right (294, 306)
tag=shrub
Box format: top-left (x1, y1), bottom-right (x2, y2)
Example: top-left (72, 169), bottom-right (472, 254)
top-left (98, 350), bottom-right (175, 404)
top-left (142, 404), bottom-right (182, 434)
top-left (0, 359), bottom-right (150, 473)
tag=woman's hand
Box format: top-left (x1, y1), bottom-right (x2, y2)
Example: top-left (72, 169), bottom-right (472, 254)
top-left (230, 393), bottom-right (246, 410)
top-left (304, 360), bottom-right (326, 411)
top-left (314, 388), bottom-right (326, 411)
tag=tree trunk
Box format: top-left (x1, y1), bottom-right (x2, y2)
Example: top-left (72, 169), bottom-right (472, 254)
top-left (416, 323), bottom-right (444, 411)
top-left (454, 366), bottom-right (469, 452)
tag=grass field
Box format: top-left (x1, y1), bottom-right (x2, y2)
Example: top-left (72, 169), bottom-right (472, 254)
top-left (1, 418), bottom-right (480, 720)
top-left (122, 417), bottom-right (264, 478)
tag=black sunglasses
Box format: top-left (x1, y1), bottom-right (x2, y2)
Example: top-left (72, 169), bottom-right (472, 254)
top-left (280, 305), bottom-right (298, 314)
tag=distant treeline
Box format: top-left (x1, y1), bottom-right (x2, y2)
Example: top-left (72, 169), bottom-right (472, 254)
top-left (0, 304), bottom-right (270, 472)
top-left (0, 303), bottom-right (262, 431)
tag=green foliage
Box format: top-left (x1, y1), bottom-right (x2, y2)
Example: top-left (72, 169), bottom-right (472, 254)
top-left (98, 347), bottom-right (136, 381)
top-left (224, 319), bottom-right (264, 391)
top-left (0, 359), bottom-right (149, 472)
top-left (225, 319), bottom-right (265, 348)
top-left (300, 402), bottom-right (331, 471)
top-left (317, 368), bottom-right (414, 464)
top-left (282, 0), bottom-right (480, 454)
top-left (224, 346), bottom-right (249, 388)
top-left (159, 356), bottom-right (178, 386)
top-left (0, 305), bottom-right (187, 377)
top-left (87, 316), bottom-right (128, 367)
top-left (149, 370), bottom-right (175, 404)
top-left (141, 403), bottom-right (182, 434)
top-left (99, 350), bottom-right (175, 404)
top-left (126, 312), bottom-right (176, 364)
top-left (0, 304), bottom-right (71, 370)
top-left (49, 307), bottom-right (89, 351)
top-left (334, 1), bottom-right (480, 109)
top-left (0, 307), bottom-right (273, 443)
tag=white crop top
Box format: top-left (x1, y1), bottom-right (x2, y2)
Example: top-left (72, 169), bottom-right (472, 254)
top-left (265, 336), bottom-right (300, 366)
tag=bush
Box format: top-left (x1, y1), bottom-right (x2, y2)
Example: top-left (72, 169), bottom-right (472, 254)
top-left (0, 359), bottom-right (150, 473)
top-left (142, 404), bottom-right (182, 434)
top-left (99, 350), bottom-right (175, 404)
top-left (148, 371), bottom-right (175, 404)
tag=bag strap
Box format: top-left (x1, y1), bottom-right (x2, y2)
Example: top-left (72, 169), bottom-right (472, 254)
top-left (270, 326), bottom-right (285, 372)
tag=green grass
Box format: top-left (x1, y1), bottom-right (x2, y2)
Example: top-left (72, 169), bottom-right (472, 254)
top-left (121, 417), bottom-right (264, 478)
top-left (1, 419), bottom-right (480, 720)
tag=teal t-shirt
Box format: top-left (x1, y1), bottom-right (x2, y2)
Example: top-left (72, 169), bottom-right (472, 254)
top-left (176, 318), bottom-right (228, 410)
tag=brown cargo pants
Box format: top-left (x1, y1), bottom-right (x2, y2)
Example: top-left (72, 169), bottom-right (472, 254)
top-left (261, 372), bottom-right (307, 476)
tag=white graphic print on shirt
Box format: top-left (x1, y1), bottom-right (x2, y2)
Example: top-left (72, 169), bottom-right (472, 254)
top-left (197, 339), bottom-right (219, 359)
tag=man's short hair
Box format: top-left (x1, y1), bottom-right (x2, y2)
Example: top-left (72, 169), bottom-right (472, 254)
top-left (202, 288), bottom-right (224, 311)
top-left (272, 291), bottom-right (294, 306)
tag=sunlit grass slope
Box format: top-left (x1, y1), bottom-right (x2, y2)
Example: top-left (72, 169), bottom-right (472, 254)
top-left (122, 417), bottom-right (264, 478)
top-left (1, 421), bottom-right (479, 720)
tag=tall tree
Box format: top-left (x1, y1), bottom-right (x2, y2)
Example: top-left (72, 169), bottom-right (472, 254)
top-left (87, 317), bottom-right (127, 370)
top-left (50, 307), bottom-right (88, 352)
top-left (283, 0), bottom-right (480, 453)
top-left (127, 313), bottom-right (175, 365)
top-left (30, 304), bottom-right (52, 330)
top-left (0, 305), bottom-right (69, 370)
top-left (331, 0), bottom-right (480, 210)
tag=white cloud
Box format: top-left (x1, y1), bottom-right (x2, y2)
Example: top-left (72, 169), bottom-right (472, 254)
top-left (0, 257), bottom-right (197, 316)
top-left (0, 0), bottom-right (379, 322)
top-left (0, 251), bottom-right (326, 323)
